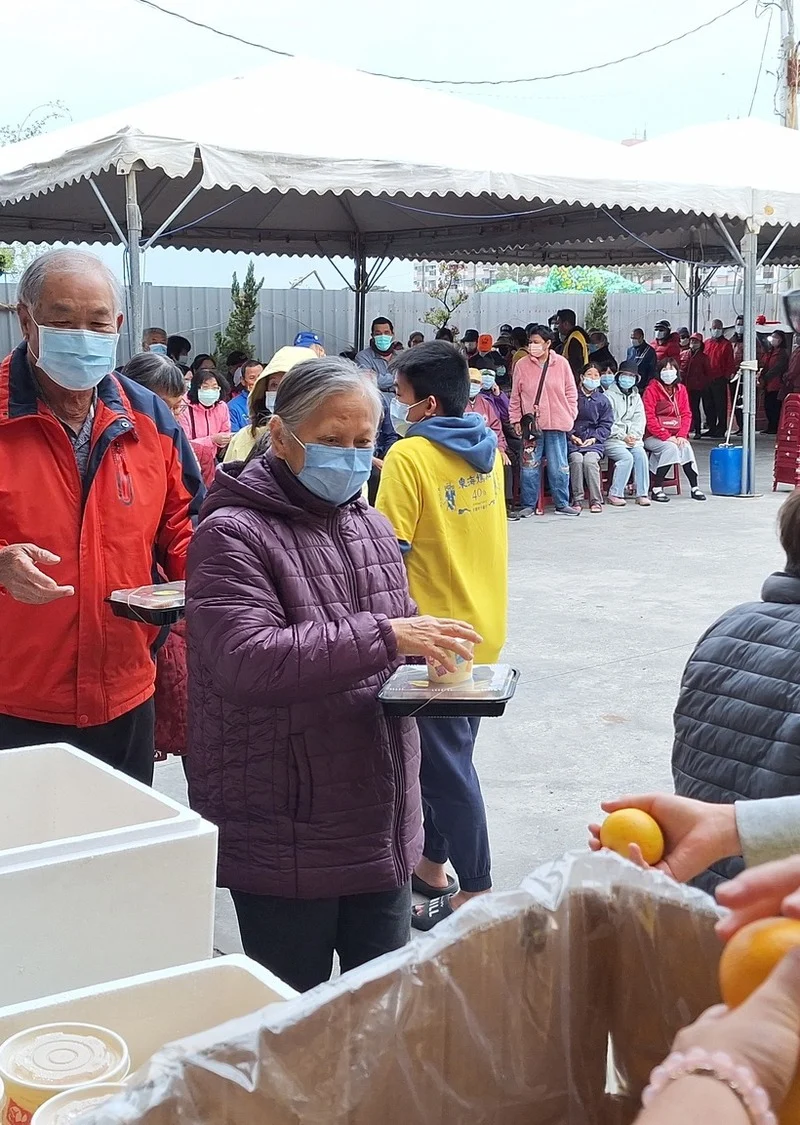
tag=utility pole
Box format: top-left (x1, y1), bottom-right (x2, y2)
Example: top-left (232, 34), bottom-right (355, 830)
top-left (778, 0), bottom-right (798, 128)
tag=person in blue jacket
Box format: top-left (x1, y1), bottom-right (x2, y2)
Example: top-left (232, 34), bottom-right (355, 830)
top-left (227, 359), bottom-right (263, 432)
top-left (569, 362), bottom-right (613, 511)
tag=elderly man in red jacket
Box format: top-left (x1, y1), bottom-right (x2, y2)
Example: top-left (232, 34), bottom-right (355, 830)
top-left (0, 248), bottom-right (203, 784)
top-left (703, 318), bottom-right (737, 437)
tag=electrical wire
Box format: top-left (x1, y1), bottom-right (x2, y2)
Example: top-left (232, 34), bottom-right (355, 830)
top-left (129, 0), bottom-right (752, 86)
top-left (748, 7), bottom-right (774, 115)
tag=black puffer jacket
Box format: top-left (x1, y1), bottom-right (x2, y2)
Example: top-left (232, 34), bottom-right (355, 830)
top-left (672, 571), bottom-right (800, 892)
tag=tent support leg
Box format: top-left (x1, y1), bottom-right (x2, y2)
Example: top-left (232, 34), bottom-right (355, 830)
top-left (142, 182), bottom-right (203, 251)
top-left (88, 179), bottom-right (128, 245)
top-left (741, 225), bottom-right (759, 497)
top-left (353, 238), bottom-right (368, 351)
top-left (125, 169), bottom-right (144, 358)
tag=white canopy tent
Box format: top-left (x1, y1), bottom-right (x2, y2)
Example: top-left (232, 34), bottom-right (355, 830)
top-left (0, 69), bottom-right (787, 493)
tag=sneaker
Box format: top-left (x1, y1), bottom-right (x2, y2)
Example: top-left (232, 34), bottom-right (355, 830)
top-left (555, 505), bottom-right (581, 516)
top-left (517, 506), bottom-right (536, 518)
top-left (691, 487), bottom-right (707, 501)
top-left (607, 496), bottom-right (627, 507)
top-left (636, 496), bottom-right (652, 507)
top-left (506, 508), bottom-right (521, 522)
top-left (651, 489), bottom-right (670, 503)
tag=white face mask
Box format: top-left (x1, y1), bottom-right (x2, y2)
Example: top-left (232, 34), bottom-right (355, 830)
top-left (661, 369), bottom-right (678, 385)
top-left (711, 328), bottom-right (723, 339)
top-left (198, 387), bottom-right (220, 407)
top-left (529, 342), bottom-right (545, 359)
top-left (265, 391), bottom-right (277, 412)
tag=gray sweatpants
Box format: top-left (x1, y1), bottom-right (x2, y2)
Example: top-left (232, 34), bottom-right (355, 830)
top-left (569, 450), bottom-right (602, 504)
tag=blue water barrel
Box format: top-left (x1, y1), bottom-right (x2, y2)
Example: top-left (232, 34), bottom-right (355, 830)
top-left (710, 445), bottom-right (742, 495)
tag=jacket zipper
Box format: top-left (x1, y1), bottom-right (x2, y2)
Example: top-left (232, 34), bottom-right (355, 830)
top-left (331, 510), bottom-right (405, 884)
top-left (112, 441), bottom-right (135, 506)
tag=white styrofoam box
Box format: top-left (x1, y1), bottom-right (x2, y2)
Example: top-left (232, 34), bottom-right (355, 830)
top-left (0, 957), bottom-right (297, 1071)
top-left (0, 744), bottom-right (218, 1007)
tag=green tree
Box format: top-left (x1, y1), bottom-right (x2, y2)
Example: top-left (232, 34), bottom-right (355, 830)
top-left (0, 102), bottom-right (69, 276)
top-left (421, 262), bottom-right (469, 334)
top-left (214, 261), bottom-right (264, 364)
top-left (585, 285), bottom-right (609, 333)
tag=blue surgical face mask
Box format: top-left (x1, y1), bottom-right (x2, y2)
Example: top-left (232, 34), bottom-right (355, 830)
top-left (149, 342), bottom-right (168, 355)
top-left (198, 387), bottom-right (220, 407)
top-left (373, 333), bottom-right (393, 352)
top-left (618, 375), bottom-right (637, 391)
top-left (291, 433), bottom-right (373, 505)
top-left (588, 343), bottom-right (600, 354)
top-left (582, 377), bottom-right (600, 391)
top-left (496, 366), bottom-right (506, 378)
top-left (468, 382), bottom-right (481, 399)
top-left (31, 319), bottom-right (119, 391)
top-left (481, 373), bottom-right (496, 391)
top-left (390, 395), bottom-right (427, 437)
top-left (600, 374), bottom-right (615, 389)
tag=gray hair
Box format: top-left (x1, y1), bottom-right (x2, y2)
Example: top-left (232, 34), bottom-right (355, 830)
top-left (18, 248), bottom-right (123, 316)
top-left (274, 356), bottom-right (384, 431)
top-left (123, 352), bottom-right (185, 399)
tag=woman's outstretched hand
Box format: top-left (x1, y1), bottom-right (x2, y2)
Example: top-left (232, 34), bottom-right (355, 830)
top-left (588, 794), bottom-right (739, 882)
top-left (389, 616), bottom-right (482, 673)
top-left (717, 856), bottom-right (800, 942)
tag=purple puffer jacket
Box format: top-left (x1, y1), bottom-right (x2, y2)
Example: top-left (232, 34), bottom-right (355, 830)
top-left (185, 452), bottom-right (423, 899)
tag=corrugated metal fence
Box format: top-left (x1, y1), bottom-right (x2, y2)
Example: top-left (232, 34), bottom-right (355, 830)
top-left (0, 281), bottom-right (769, 365)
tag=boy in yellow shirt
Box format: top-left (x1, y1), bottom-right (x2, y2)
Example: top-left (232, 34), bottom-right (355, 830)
top-left (377, 340), bottom-right (508, 930)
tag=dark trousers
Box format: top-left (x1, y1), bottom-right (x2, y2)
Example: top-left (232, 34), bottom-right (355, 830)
top-left (764, 390), bottom-right (782, 433)
top-left (0, 699), bottom-right (155, 786)
top-left (688, 389), bottom-right (704, 437)
top-left (231, 882), bottom-right (412, 993)
top-left (417, 715), bottom-right (491, 893)
top-left (704, 377), bottom-right (729, 436)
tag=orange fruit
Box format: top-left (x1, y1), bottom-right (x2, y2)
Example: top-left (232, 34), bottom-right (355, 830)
top-left (599, 808), bottom-right (665, 865)
top-left (719, 917), bottom-right (800, 1009)
top-left (719, 918), bottom-right (800, 1125)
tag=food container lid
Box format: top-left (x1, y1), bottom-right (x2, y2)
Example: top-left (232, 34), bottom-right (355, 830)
top-left (30, 1083), bottom-right (128, 1125)
top-left (379, 663), bottom-right (519, 712)
top-left (0, 1024), bottom-right (129, 1094)
top-left (108, 581), bottom-right (185, 611)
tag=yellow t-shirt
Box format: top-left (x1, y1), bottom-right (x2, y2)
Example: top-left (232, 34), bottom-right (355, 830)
top-left (376, 436), bottom-right (508, 662)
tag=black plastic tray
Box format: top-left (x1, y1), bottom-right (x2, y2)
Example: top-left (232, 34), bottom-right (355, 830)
top-left (379, 664), bottom-right (520, 718)
top-left (107, 581), bottom-right (186, 626)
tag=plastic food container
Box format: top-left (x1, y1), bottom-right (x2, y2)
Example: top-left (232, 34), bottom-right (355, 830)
top-left (107, 581), bottom-right (185, 625)
top-left (30, 1083), bottom-right (128, 1125)
top-left (379, 664), bottom-right (520, 718)
top-left (0, 1023), bottom-right (129, 1124)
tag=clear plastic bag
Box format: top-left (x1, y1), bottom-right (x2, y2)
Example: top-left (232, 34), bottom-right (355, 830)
top-left (85, 851), bottom-right (723, 1125)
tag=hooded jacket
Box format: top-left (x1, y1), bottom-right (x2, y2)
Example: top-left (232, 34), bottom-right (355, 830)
top-left (651, 332), bottom-right (682, 364)
top-left (643, 378), bottom-right (692, 441)
top-left (376, 414), bottom-right (507, 663)
top-left (704, 334), bottom-right (737, 382)
top-left (570, 389), bottom-right (613, 457)
top-left (185, 452), bottom-right (423, 898)
top-left (605, 382), bottom-right (646, 441)
top-left (683, 340), bottom-right (713, 392)
top-left (672, 571), bottom-right (800, 891)
top-left (0, 343), bottom-right (203, 727)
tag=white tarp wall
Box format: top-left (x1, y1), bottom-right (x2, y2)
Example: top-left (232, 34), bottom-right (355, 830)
top-left (0, 282), bottom-right (773, 366)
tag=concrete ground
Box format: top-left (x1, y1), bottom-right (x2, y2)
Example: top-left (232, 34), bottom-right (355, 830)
top-left (155, 438), bottom-right (788, 954)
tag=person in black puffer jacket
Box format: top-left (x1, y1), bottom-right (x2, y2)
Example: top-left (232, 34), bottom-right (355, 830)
top-left (672, 488), bottom-right (800, 893)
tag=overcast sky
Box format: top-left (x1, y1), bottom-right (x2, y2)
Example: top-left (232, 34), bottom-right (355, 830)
top-left (1, 0), bottom-right (784, 291)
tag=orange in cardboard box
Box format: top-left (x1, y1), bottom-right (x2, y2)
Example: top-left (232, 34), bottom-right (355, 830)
top-left (719, 917), bottom-right (800, 1125)
top-left (599, 809), bottom-right (664, 866)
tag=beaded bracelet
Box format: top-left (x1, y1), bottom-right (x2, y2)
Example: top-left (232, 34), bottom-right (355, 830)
top-left (641, 1047), bottom-right (777, 1125)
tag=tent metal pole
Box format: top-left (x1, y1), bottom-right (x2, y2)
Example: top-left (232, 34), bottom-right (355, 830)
top-left (713, 216), bottom-right (746, 267)
top-left (125, 168), bottom-right (144, 357)
top-left (740, 224), bottom-right (760, 497)
top-left (352, 236), bottom-right (368, 350)
top-left (757, 223), bottom-right (789, 269)
top-left (689, 265), bottom-right (699, 334)
top-left (88, 179), bottom-right (128, 245)
top-left (142, 182), bottom-right (203, 251)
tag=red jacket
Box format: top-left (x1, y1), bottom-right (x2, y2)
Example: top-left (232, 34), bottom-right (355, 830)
top-left (704, 337), bottom-right (736, 382)
top-left (0, 344), bottom-right (204, 726)
top-left (643, 379), bottom-right (692, 440)
top-left (683, 348), bottom-right (713, 392)
top-left (651, 333), bottom-right (681, 363)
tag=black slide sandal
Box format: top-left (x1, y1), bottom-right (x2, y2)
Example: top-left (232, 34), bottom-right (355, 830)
top-left (411, 894), bottom-right (455, 932)
top-left (412, 873), bottom-right (458, 898)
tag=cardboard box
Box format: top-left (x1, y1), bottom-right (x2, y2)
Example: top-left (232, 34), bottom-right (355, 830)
top-left (0, 743), bottom-right (218, 1006)
top-left (85, 852), bottom-right (722, 1125)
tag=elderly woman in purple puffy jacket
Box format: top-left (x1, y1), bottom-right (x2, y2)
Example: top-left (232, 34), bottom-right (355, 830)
top-left (185, 357), bottom-right (479, 992)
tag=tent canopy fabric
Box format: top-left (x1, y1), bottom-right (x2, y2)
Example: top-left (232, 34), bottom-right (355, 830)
top-left (0, 59), bottom-right (767, 262)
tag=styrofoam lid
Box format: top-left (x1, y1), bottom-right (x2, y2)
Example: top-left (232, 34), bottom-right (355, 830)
top-left (30, 1082), bottom-right (128, 1124)
top-left (0, 1024), bottom-right (129, 1092)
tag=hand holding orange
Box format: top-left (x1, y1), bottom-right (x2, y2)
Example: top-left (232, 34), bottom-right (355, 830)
top-left (598, 808), bottom-right (665, 866)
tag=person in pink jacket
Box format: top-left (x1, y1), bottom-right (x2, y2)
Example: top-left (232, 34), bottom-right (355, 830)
top-left (178, 368), bottom-right (231, 486)
top-left (510, 324), bottom-right (579, 516)
top-left (642, 359), bottom-right (707, 503)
